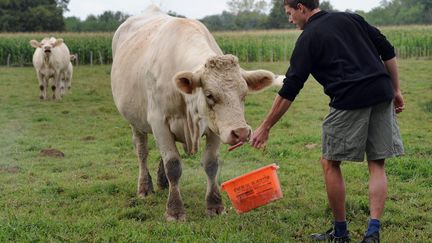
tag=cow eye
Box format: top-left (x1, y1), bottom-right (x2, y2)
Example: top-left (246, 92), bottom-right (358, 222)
top-left (206, 94), bottom-right (215, 106)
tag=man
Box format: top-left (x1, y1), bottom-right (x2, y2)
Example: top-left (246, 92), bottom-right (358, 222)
top-left (250, 0), bottom-right (404, 242)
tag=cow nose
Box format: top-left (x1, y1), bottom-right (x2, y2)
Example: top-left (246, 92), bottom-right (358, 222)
top-left (231, 127), bottom-right (251, 142)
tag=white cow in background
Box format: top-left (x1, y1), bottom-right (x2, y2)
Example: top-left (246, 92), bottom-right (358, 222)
top-left (111, 5), bottom-right (276, 221)
top-left (60, 54), bottom-right (76, 95)
top-left (30, 37), bottom-right (71, 100)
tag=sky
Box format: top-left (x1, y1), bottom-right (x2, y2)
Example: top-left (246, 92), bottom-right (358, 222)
top-left (64, 0), bottom-right (383, 20)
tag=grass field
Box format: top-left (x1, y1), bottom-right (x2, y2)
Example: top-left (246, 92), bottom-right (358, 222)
top-left (0, 60), bottom-right (431, 242)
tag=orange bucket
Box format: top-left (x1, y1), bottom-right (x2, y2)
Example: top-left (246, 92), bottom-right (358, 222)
top-left (221, 163), bottom-right (283, 214)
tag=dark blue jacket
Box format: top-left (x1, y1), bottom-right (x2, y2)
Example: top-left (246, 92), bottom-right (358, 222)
top-left (278, 11), bottom-right (395, 109)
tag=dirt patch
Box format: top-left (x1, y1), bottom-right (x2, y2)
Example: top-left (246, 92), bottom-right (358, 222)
top-left (305, 143), bottom-right (318, 149)
top-left (0, 165), bottom-right (20, 173)
top-left (81, 136), bottom-right (96, 141)
top-left (40, 148), bottom-right (65, 158)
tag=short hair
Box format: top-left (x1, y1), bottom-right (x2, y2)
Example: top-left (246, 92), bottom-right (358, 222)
top-left (283, 0), bottom-right (320, 10)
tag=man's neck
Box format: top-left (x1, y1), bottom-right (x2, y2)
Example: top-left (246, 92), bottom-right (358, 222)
top-left (305, 8), bottom-right (321, 22)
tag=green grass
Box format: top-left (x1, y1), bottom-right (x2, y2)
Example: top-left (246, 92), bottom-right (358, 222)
top-left (0, 60), bottom-right (431, 242)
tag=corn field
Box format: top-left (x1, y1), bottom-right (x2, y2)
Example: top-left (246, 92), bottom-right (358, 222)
top-left (381, 26), bottom-right (432, 59)
top-left (0, 32), bottom-right (112, 66)
top-left (1, 26), bottom-right (431, 66)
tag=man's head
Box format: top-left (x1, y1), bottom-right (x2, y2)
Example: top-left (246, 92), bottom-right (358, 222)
top-left (283, 0), bottom-right (320, 30)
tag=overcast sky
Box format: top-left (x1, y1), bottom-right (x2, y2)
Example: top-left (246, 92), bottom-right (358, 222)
top-left (64, 0), bottom-right (383, 20)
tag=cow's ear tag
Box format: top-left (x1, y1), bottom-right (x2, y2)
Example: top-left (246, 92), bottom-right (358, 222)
top-left (174, 71), bottom-right (200, 94)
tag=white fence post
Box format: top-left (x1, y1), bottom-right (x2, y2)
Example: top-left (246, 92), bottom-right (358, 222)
top-left (98, 51), bottom-right (103, 65)
top-left (7, 54), bottom-right (11, 67)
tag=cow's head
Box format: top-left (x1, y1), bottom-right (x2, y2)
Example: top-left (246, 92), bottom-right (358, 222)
top-left (30, 37), bottom-right (64, 56)
top-left (174, 54), bottom-right (273, 145)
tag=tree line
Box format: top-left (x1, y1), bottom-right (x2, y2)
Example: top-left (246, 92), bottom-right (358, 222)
top-left (1, 0), bottom-right (431, 33)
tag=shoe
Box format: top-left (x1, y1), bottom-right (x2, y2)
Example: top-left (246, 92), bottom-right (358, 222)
top-left (310, 228), bottom-right (351, 242)
top-left (360, 232), bottom-right (380, 243)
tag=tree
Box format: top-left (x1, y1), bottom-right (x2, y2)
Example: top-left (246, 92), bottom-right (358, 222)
top-left (65, 16), bottom-right (82, 32)
top-left (365, 0), bottom-right (431, 25)
top-left (227, 0), bottom-right (269, 14)
top-left (65, 11), bottom-right (130, 32)
top-left (0, 0), bottom-right (69, 32)
top-left (200, 11), bottom-right (238, 31)
top-left (266, 0), bottom-right (292, 29)
top-left (57, 0), bottom-right (69, 11)
top-left (167, 10), bottom-right (186, 18)
top-left (320, 1), bottom-right (335, 12)
top-left (235, 11), bottom-right (268, 29)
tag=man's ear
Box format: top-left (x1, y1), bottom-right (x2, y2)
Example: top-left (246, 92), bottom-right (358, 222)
top-left (29, 40), bottom-right (40, 48)
top-left (242, 69), bottom-right (274, 92)
top-left (295, 2), bottom-right (307, 13)
top-left (54, 38), bottom-right (64, 47)
top-left (173, 71), bottom-right (202, 94)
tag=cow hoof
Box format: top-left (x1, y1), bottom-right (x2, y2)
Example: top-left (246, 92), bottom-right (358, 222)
top-left (206, 205), bottom-right (225, 216)
top-left (39, 95), bottom-right (45, 100)
top-left (165, 212), bottom-right (186, 222)
top-left (137, 189), bottom-right (154, 198)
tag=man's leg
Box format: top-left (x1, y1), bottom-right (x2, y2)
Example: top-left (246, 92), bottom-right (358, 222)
top-left (368, 159), bottom-right (387, 219)
top-left (309, 157), bottom-right (350, 241)
top-left (321, 157), bottom-right (346, 221)
top-left (362, 159), bottom-right (387, 241)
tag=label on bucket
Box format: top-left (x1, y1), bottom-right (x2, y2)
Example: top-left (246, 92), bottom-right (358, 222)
top-left (234, 175), bottom-right (274, 201)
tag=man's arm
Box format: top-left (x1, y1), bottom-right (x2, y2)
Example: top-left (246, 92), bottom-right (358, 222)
top-left (250, 95), bottom-right (292, 149)
top-left (384, 57), bottom-right (405, 113)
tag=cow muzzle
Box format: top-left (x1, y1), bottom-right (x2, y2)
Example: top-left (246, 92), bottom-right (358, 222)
top-left (227, 127), bottom-right (251, 145)
top-left (44, 48), bottom-right (52, 54)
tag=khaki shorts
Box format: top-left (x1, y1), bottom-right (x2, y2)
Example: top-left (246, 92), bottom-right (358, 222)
top-left (322, 100), bottom-right (404, 162)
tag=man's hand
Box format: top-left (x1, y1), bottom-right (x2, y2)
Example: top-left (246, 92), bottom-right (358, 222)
top-left (250, 125), bottom-right (270, 149)
top-left (394, 91), bottom-right (405, 113)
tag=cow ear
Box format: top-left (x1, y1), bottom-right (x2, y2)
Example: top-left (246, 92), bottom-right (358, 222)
top-left (174, 71), bottom-right (201, 94)
top-left (54, 38), bottom-right (64, 47)
top-left (242, 69), bottom-right (274, 92)
top-left (29, 40), bottom-right (41, 48)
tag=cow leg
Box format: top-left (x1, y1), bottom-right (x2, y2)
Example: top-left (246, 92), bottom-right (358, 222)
top-left (62, 72), bottom-right (72, 95)
top-left (52, 73), bottom-right (62, 100)
top-left (66, 74), bottom-right (72, 92)
top-left (151, 124), bottom-right (185, 221)
top-left (202, 130), bottom-right (224, 216)
top-left (132, 126), bottom-right (154, 197)
top-left (60, 78), bottom-right (66, 96)
top-left (157, 158), bottom-right (169, 189)
top-left (37, 72), bottom-right (47, 100)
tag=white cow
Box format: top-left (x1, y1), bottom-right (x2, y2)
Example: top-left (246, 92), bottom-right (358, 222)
top-left (111, 5), bottom-right (275, 221)
top-left (30, 37), bottom-right (71, 100)
top-left (60, 54), bottom-right (76, 95)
